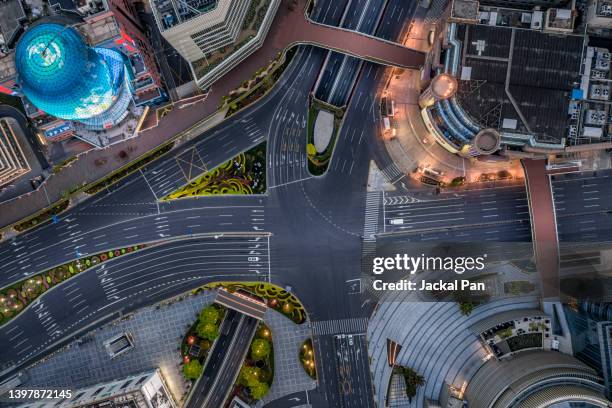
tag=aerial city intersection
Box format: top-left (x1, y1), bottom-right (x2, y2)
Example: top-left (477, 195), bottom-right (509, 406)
top-left (0, 0), bottom-right (611, 407)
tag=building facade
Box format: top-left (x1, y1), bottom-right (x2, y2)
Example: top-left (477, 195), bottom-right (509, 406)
top-left (17, 369), bottom-right (176, 408)
top-left (15, 23), bottom-right (132, 130)
top-left (151, 0), bottom-right (280, 89)
top-left (0, 118), bottom-right (30, 187)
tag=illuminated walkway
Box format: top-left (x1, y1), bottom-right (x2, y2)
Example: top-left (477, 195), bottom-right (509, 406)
top-left (522, 159), bottom-right (560, 299)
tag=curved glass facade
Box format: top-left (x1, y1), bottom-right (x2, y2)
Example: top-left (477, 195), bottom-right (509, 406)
top-left (15, 23), bottom-right (131, 125)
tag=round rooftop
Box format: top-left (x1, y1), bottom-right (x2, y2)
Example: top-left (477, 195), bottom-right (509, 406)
top-left (473, 128), bottom-right (501, 155)
top-left (15, 23), bottom-right (124, 121)
top-left (431, 73), bottom-right (458, 99)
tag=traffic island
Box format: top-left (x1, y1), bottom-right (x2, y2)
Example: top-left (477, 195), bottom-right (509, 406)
top-left (231, 322), bottom-right (274, 402)
top-left (299, 338), bottom-right (316, 379)
top-left (181, 304), bottom-right (226, 381)
top-left (0, 245), bottom-right (146, 326)
top-left (306, 100), bottom-right (343, 176)
top-left (196, 282), bottom-right (307, 324)
top-left (163, 143), bottom-right (267, 200)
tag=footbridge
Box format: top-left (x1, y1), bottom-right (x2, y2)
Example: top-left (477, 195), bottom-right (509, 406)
top-left (522, 159), bottom-right (560, 300)
top-left (270, 5), bottom-right (426, 69)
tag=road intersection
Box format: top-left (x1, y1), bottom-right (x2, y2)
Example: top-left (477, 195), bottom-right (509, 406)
top-left (4, 1), bottom-right (612, 406)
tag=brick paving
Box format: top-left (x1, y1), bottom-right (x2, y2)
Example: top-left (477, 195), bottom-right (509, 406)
top-left (20, 291), bottom-right (315, 405)
top-left (20, 292), bottom-right (216, 404)
top-left (261, 310), bottom-right (316, 404)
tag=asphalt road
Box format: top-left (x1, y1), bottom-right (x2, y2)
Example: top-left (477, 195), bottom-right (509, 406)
top-left (202, 315), bottom-right (258, 408)
top-left (2, 0), bottom-right (608, 405)
top-left (186, 309), bottom-right (242, 408)
top-left (0, 236), bottom-right (268, 375)
top-left (314, 0), bottom-right (386, 106)
top-left (313, 334), bottom-right (373, 407)
top-left (186, 309), bottom-right (258, 408)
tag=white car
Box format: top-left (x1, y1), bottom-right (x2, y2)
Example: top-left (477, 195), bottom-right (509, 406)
top-left (389, 218), bottom-right (404, 225)
top-left (248, 257), bottom-right (260, 262)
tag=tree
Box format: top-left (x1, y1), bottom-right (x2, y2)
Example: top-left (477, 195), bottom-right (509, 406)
top-left (251, 339), bottom-right (271, 360)
top-left (250, 381), bottom-right (269, 399)
top-left (239, 366), bottom-right (261, 387)
top-left (397, 366), bottom-right (424, 401)
top-left (459, 301), bottom-right (475, 316)
top-left (196, 321), bottom-right (219, 341)
top-left (199, 305), bottom-right (219, 324)
top-left (183, 360), bottom-right (202, 380)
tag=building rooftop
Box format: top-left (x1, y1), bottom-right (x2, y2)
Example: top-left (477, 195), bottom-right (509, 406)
top-left (0, 52), bottom-right (16, 83)
top-left (78, 15), bottom-right (120, 45)
top-left (451, 0), bottom-right (480, 22)
top-left (596, 0), bottom-right (612, 16)
top-left (456, 24), bottom-right (583, 143)
top-left (0, 0), bottom-right (27, 45)
top-left (152, 0), bottom-right (217, 30)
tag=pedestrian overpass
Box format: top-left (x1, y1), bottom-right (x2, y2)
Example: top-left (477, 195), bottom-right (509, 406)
top-left (297, 21), bottom-right (426, 69)
top-left (270, 4), bottom-right (427, 70)
top-left (522, 159), bottom-right (560, 300)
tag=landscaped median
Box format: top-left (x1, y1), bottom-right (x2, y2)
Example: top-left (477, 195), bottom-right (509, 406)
top-left (230, 322), bottom-right (274, 402)
top-left (181, 304), bottom-right (226, 380)
top-left (306, 99), bottom-right (344, 176)
top-left (0, 245), bottom-right (145, 326)
top-left (299, 338), bottom-right (316, 379)
top-left (13, 200), bottom-right (69, 232)
top-left (163, 143), bottom-right (266, 200)
top-left (194, 282), bottom-right (307, 324)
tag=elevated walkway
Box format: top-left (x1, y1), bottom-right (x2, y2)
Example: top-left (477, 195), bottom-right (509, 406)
top-left (268, 3), bottom-right (426, 69)
top-left (522, 159), bottom-right (560, 300)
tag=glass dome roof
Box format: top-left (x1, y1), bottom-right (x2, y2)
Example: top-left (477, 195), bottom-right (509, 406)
top-left (15, 23), bottom-right (128, 121)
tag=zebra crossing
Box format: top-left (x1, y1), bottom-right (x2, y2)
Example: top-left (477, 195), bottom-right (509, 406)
top-left (379, 163), bottom-right (405, 184)
top-left (312, 317), bottom-right (369, 336)
top-left (363, 191), bottom-right (382, 241)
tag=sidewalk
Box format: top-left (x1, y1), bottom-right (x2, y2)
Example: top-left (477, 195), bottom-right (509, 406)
top-left (260, 310), bottom-right (316, 403)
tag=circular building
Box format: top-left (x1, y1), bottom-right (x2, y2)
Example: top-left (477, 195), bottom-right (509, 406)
top-left (418, 73), bottom-right (458, 108)
top-left (465, 350), bottom-right (609, 408)
top-left (15, 23), bottom-right (132, 129)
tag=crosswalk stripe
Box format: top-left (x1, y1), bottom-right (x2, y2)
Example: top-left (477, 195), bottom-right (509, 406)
top-left (312, 317), bottom-right (369, 336)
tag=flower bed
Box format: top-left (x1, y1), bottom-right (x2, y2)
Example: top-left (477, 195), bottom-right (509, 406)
top-left (180, 304), bottom-right (226, 380)
top-left (0, 245), bottom-right (145, 326)
top-left (163, 143), bottom-right (266, 200)
top-left (299, 338), bottom-right (316, 379)
top-left (197, 282), bottom-right (306, 324)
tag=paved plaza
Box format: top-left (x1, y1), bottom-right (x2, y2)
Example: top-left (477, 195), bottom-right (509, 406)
top-left (21, 292), bottom-right (216, 404)
top-left (260, 310), bottom-right (317, 405)
top-left (19, 290), bottom-right (315, 405)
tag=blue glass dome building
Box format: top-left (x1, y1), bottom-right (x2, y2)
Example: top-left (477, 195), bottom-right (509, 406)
top-left (15, 23), bottom-right (133, 129)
